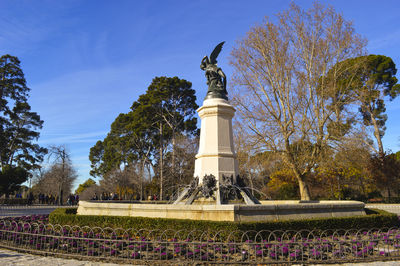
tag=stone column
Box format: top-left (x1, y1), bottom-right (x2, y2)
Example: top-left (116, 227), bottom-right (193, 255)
top-left (194, 98), bottom-right (239, 186)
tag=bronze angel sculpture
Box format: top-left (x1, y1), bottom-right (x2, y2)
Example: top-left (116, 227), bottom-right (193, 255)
top-left (200, 41), bottom-right (228, 100)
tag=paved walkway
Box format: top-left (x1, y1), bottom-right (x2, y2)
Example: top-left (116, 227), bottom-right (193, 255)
top-left (0, 249), bottom-right (131, 266)
top-left (312, 262), bottom-right (400, 266)
top-left (1, 248), bottom-right (400, 265)
top-left (0, 205), bottom-right (69, 218)
top-left (365, 204), bottom-right (400, 215)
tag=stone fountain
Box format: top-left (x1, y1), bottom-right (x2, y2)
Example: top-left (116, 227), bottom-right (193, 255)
top-left (77, 42), bottom-right (365, 222)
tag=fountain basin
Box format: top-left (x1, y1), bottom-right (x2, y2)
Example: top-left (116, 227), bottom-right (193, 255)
top-left (77, 200), bottom-right (365, 222)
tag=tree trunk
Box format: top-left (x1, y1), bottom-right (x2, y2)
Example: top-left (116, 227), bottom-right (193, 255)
top-left (171, 131), bottom-right (177, 193)
top-left (140, 159), bottom-right (144, 201)
top-left (172, 132), bottom-right (176, 177)
top-left (60, 150), bottom-right (66, 205)
top-left (284, 140), bottom-right (311, 201)
top-left (298, 177), bottom-right (311, 201)
top-left (159, 122), bottom-right (163, 201)
top-left (249, 173), bottom-right (254, 194)
top-left (370, 111), bottom-right (384, 157)
top-left (288, 160), bottom-right (311, 200)
top-left (58, 185), bottom-right (63, 205)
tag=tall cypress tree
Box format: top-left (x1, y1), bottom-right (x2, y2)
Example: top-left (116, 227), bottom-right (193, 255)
top-left (0, 54), bottom-right (47, 195)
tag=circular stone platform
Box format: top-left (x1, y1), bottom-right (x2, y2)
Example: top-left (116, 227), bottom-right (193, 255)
top-left (77, 200), bottom-right (365, 222)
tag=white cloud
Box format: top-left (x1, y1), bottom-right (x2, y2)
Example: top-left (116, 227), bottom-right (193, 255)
top-left (38, 131), bottom-right (107, 145)
top-left (368, 29), bottom-right (400, 51)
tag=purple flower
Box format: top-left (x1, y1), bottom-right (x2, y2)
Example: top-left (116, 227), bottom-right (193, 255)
top-left (139, 244), bottom-right (148, 251)
top-left (201, 253), bottom-right (210, 261)
top-left (270, 252), bottom-right (278, 259)
top-left (131, 252), bottom-right (141, 259)
top-left (333, 250), bottom-right (342, 257)
top-left (160, 252), bottom-right (171, 259)
top-left (186, 251), bottom-right (194, 258)
top-left (311, 249), bottom-right (321, 257)
top-left (289, 251), bottom-right (300, 259)
top-left (229, 247), bottom-right (236, 254)
top-left (281, 246), bottom-right (289, 254)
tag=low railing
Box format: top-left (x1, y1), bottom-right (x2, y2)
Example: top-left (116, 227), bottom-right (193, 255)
top-left (1, 218), bottom-right (400, 264)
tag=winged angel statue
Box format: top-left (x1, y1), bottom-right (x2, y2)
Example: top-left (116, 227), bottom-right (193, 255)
top-left (200, 41), bottom-right (228, 100)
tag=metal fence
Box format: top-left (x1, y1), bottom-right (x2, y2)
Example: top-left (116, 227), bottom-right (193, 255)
top-left (1, 220), bottom-right (400, 264)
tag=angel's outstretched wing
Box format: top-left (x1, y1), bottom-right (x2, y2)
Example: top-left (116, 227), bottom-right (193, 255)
top-left (209, 41), bottom-right (225, 64)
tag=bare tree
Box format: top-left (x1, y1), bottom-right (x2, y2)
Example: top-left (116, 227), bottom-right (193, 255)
top-left (47, 145), bottom-right (76, 205)
top-left (230, 2), bottom-right (366, 200)
top-left (78, 183), bottom-right (102, 201)
top-left (33, 160), bottom-right (77, 203)
top-left (99, 167), bottom-right (139, 200)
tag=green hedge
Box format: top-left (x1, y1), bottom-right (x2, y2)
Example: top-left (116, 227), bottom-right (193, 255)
top-left (49, 207), bottom-right (399, 235)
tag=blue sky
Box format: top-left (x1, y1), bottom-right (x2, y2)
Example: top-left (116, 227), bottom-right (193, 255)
top-left (1, 0), bottom-right (400, 189)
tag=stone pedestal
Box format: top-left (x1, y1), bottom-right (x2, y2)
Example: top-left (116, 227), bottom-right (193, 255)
top-left (77, 200), bottom-right (366, 222)
top-left (194, 98), bottom-right (239, 184)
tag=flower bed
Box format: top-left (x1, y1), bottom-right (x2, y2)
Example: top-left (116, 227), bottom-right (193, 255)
top-left (1, 215), bottom-right (400, 263)
top-left (49, 207), bottom-right (399, 234)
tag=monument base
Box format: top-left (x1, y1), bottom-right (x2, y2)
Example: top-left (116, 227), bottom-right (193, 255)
top-left (77, 200), bottom-right (365, 222)
top-left (194, 98), bottom-right (239, 185)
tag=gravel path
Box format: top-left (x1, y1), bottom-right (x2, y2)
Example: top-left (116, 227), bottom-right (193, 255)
top-left (0, 205), bottom-right (69, 218)
top-left (0, 249), bottom-right (131, 266)
top-left (0, 248), bottom-right (400, 265)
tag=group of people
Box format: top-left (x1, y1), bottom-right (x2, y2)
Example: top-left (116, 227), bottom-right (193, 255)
top-left (66, 194), bottom-right (79, 205)
top-left (92, 192), bottom-right (120, 201)
top-left (91, 192), bottom-right (160, 201)
top-left (147, 195), bottom-right (158, 201)
top-left (37, 193), bottom-right (58, 205)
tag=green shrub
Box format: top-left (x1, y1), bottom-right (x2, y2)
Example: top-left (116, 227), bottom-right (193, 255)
top-left (49, 207), bottom-right (398, 238)
top-left (277, 183), bottom-right (299, 200)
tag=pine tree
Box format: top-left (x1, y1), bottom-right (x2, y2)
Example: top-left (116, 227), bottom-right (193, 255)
top-left (0, 55), bottom-right (46, 195)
